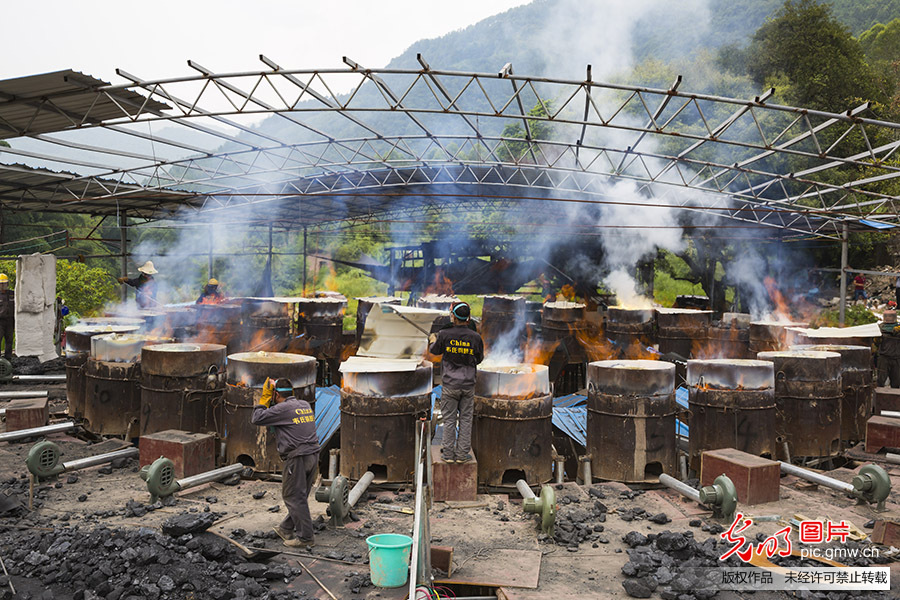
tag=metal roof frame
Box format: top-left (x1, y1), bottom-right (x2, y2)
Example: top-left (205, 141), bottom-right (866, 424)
top-left (3, 58), bottom-right (900, 239)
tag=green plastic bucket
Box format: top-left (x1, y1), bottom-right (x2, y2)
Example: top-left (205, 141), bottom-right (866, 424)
top-left (366, 533), bottom-right (413, 588)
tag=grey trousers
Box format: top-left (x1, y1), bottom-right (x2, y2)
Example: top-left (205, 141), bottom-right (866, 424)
top-left (280, 452), bottom-right (319, 540)
top-left (440, 386), bottom-right (474, 460)
top-left (0, 318), bottom-right (13, 359)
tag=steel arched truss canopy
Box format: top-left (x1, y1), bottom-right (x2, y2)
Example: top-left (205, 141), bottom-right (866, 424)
top-left (3, 56), bottom-right (900, 239)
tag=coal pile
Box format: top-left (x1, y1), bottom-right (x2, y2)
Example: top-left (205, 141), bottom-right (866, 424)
top-left (619, 529), bottom-right (894, 600)
top-left (0, 520), bottom-right (308, 600)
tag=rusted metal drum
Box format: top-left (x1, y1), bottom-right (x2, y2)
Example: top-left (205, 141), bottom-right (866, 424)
top-left (656, 309), bottom-right (711, 358)
top-left (790, 344), bottom-right (873, 445)
top-left (701, 313), bottom-right (752, 359)
top-left (525, 301), bottom-right (543, 329)
top-left (481, 295), bottom-right (527, 351)
top-left (473, 364), bottom-right (553, 486)
top-left (606, 308), bottom-right (656, 359)
top-left (541, 301), bottom-right (587, 355)
top-left (749, 321), bottom-right (807, 353)
top-left (355, 297), bottom-right (401, 344)
top-left (416, 295), bottom-right (458, 311)
top-left (139, 343), bottom-right (227, 437)
top-left (65, 352), bottom-right (89, 419)
top-left (587, 360), bottom-right (677, 483)
top-left (83, 333), bottom-right (172, 437)
top-left (224, 352), bottom-right (317, 472)
top-left (242, 300), bottom-right (291, 352)
top-left (163, 306), bottom-right (197, 341)
top-left (757, 350), bottom-right (842, 460)
top-left (339, 359), bottom-right (433, 481)
top-left (65, 324), bottom-right (140, 419)
top-left (295, 297), bottom-right (347, 359)
top-left (194, 303), bottom-right (244, 353)
top-left (687, 359), bottom-right (777, 470)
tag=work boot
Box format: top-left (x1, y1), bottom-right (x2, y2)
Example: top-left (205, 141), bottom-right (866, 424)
top-left (273, 526), bottom-right (295, 541)
top-left (284, 537), bottom-right (315, 549)
top-left (441, 452), bottom-right (456, 463)
top-left (455, 454), bottom-right (474, 463)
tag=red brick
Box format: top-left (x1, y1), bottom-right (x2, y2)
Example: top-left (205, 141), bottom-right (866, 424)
top-left (4, 397), bottom-right (49, 432)
top-left (865, 416), bottom-right (900, 453)
top-left (432, 445), bottom-right (477, 502)
top-left (700, 448), bottom-right (780, 505)
top-left (874, 387), bottom-right (900, 414)
top-left (139, 429), bottom-right (215, 478)
top-left (871, 520), bottom-right (900, 547)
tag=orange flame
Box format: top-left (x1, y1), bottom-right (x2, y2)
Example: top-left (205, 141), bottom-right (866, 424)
top-left (559, 284), bottom-right (576, 301)
top-left (324, 265), bottom-right (339, 293)
top-left (425, 269), bottom-right (454, 296)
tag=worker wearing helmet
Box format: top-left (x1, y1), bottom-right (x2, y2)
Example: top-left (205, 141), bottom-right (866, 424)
top-left (0, 273), bottom-right (14, 360)
top-left (196, 278), bottom-right (225, 305)
top-left (117, 261), bottom-right (159, 309)
top-left (251, 378), bottom-right (319, 548)
top-left (428, 302), bottom-right (484, 463)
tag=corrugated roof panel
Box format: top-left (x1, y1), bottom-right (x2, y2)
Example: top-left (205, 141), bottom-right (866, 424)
top-left (553, 406), bottom-right (587, 447)
top-left (0, 70), bottom-right (170, 139)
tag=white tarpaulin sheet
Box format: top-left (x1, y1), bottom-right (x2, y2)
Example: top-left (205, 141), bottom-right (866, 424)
top-left (786, 322), bottom-right (882, 339)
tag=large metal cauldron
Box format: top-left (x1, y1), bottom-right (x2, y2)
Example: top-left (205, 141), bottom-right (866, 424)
top-left (587, 360), bottom-right (676, 483)
top-left (340, 359), bottom-right (433, 481)
top-left (139, 343), bottom-right (227, 437)
top-left (473, 364), bottom-right (552, 486)
top-left (757, 350), bottom-right (843, 460)
top-left (193, 303), bottom-right (244, 353)
top-left (83, 333), bottom-right (171, 437)
top-left (224, 352), bottom-right (318, 472)
top-left (790, 344), bottom-right (873, 445)
top-left (701, 313), bottom-right (752, 360)
top-left (606, 308), bottom-right (656, 359)
top-left (687, 359), bottom-right (777, 470)
top-left (481, 295), bottom-right (526, 350)
top-left (749, 321), bottom-right (807, 353)
top-left (242, 300), bottom-right (291, 353)
top-left (655, 309), bottom-right (711, 358)
top-left (65, 323), bottom-right (140, 419)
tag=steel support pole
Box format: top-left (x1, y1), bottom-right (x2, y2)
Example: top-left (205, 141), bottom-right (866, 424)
top-left (208, 225), bottom-right (214, 279)
top-left (61, 447), bottom-right (139, 472)
top-left (839, 222), bottom-right (848, 326)
top-left (302, 226), bottom-right (308, 296)
top-left (176, 463), bottom-right (245, 491)
top-left (779, 461), bottom-right (854, 494)
top-left (120, 212), bottom-right (128, 303)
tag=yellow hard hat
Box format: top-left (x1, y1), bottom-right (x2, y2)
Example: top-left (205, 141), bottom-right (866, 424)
top-left (0, 274), bottom-right (8, 283)
top-left (208, 278), bottom-right (219, 286)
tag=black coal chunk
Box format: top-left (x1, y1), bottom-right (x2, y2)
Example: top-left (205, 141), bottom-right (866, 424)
top-left (161, 512), bottom-right (217, 536)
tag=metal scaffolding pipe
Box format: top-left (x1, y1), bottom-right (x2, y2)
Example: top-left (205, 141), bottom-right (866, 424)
top-left (176, 463), bottom-right (245, 491)
top-left (554, 455), bottom-right (565, 484)
top-left (659, 473), bottom-right (702, 503)
top-left (0, 422), bottom-right (76, 443)
top-left (61, 447), bottom-right (138, 472)
top-left (348, 470), bottom-right (375, 507)
top-left (581, 456), bottom-right (592, 487)
top-left (0, 390), bottom-right (48, 399)
top-left (516, 479), bottom-right (536, 500)
top-left (779, 461), bottom-right (854, 494)
top-left (328, 449), bottom-right (339, 480)
top-left (13, 375), bottom-right (66, 383)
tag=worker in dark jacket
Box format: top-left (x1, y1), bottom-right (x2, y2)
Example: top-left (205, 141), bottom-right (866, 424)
top-left (0, 274), bottom-right (14, 360)
top-left (879, 305), bottom-right (900, 388)
top-left (429, 302), bottom-right (484, 463)
top-left (251, 377), bottom-right (319, 547)
top-left (118, 261), bottom-right (159, 309)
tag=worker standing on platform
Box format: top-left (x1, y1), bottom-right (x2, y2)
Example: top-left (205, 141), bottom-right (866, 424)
top-left (878, 304), bottom-right (900, 388)
top-left (118, 261), bottom-right (159, 309)
top-left (429, 302), bottom-right (484, 463)
top-left (251, 377), bottom-right (319, 548)
top-left (196, 278), bottom-right (225, 304)
top-left (0, 274), bottom-right (14, 361)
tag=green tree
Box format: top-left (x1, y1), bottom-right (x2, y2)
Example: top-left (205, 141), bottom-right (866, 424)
top-left (745, 0), bottom-right (882, 111)
top-left (55, 260), bottom-right (118, 318)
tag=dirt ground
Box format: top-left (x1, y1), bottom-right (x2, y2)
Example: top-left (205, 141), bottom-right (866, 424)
top-left (2, 384), bottom-right (900, 599)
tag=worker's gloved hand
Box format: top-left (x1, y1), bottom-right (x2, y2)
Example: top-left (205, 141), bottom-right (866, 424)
top-left (893, 325), bottom-right (900, 335)
top-left (428, 333), bottom-right (437, 345)
top-left (117, 277), bottom-right (127, 283)
top-left (259, 378), bottom-right (275, 408)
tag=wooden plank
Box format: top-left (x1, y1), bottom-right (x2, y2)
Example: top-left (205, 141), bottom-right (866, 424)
top-left (441, 548), bottom-right (541, 589)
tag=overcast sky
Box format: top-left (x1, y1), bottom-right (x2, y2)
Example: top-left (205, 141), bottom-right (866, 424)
top-left (2, 1), bottom-right (530, 83)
